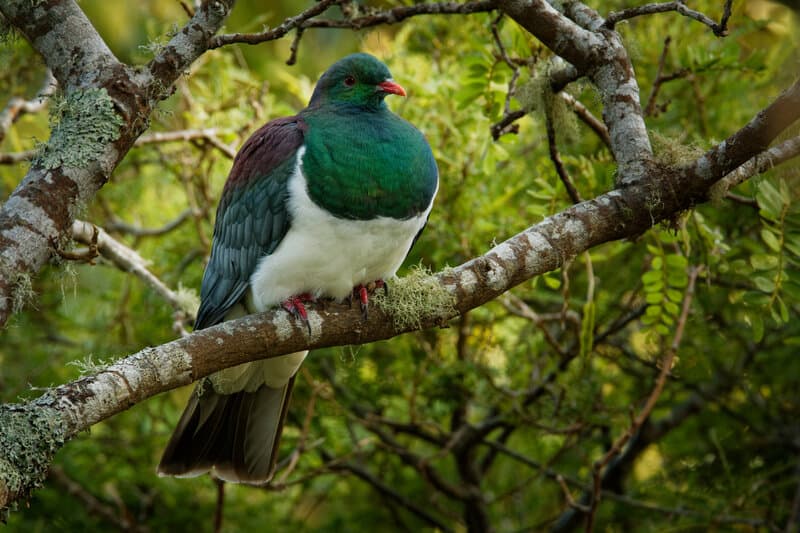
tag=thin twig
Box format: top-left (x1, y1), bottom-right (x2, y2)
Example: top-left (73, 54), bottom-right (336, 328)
top-left (286, 27), bottom-right (304, 66)
top-left (724, 192), bottom-right (758, 208)
top-left (301, 1), bottom-right (497, 31)
top-left (178, 0), bottom-right (194, 19)
top-left (501, 293), bottom-right (570, 357)
top-left (209, 0), bottom-right (337, 48)
top-left (0, 70), bottom-right (57, 144)
top-left (71, 220), bottom-right (193, 319)
top-left (585, 266), bottom-right (701, 531)
top-left (605, 1), bottom-right (732, 36)
top-left (545, 101), bottom-right (582, 203)
top-left (49, 465), bottom-right (148, 532)
top-left (0, 149), bottom-right (36, 164)
top-left (213, 479), bottom-right (225, 533)
top-left (1, 128), bottom-right (235, 165)
top-left (491, 13), bottom-right (521, 117)
top-left (136, 128), bottom-right (236, 158)
top-left (559, 92), bottom-right (611, 149)
top-left (490, 109), bottom-right (525, 140)
top-left (105, 208), bottom-right (199, 238)
top-left (557, 475), bottom-right (591, 513)
top-left (323, 452), bottom-right (453, 532)
top-left (644, 36), bottom-right (689, 117)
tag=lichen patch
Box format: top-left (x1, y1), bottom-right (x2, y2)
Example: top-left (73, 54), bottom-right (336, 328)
top-left (34, 88), bottom-right (123, 170)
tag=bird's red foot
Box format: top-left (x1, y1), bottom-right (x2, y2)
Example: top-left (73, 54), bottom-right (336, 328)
top-left (281, 293), bottom-right (315, 333)
top-left (352, 280), bottom-right (387, 320)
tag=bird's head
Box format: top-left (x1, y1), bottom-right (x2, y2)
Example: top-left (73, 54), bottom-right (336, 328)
top-left (308, 53), bottom-right (406, 111)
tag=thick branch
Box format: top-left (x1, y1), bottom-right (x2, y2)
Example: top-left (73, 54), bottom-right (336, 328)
top-left (0, 0), bottom-right (235, 328)
top-left (498, 0), bottom-right (653, 182)
top-left (691, 78), bottom-right (800, 183)
top-left (0, 1), bottom-right (119, 90)
top-left (3, 83), bottom-right (800, 507)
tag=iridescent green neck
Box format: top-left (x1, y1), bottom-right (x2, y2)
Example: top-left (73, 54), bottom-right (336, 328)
top-left (300, 105), bottom-right (437, 220)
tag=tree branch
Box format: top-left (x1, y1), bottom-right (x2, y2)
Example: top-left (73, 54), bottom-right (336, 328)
top-left (70, 220), bottom-right (191, 318)
top-left (0, 70), bottom-right (57, 144)
top-left (498, 0), bottom-right (653, 182)
top-left (210, 0), bottom-right (498, 49)
top-left (3, 78), bottom-right (800, 508)
top-left (604, 0), bottom-right (733, 37)
top-left (0, 0), bottom-right (235, 328)
top-left (585, 266), bottom-right (700, 531)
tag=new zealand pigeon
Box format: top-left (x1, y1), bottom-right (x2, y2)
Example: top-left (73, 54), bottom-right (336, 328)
top-left (157, 53), bottom-right (439, 484)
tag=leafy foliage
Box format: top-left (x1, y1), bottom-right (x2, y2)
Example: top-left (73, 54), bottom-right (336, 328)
top-left (1, 1), bottom-right (799, 531)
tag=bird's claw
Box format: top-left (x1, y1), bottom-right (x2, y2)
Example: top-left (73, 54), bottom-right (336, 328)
top-left (281, 293), bottom-right (314, 334)
top-left (352, 279), bottom-right (387, 321)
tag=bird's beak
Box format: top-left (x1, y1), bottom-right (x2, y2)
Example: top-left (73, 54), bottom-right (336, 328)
top-left (377, 79), bottom-right (407, 97)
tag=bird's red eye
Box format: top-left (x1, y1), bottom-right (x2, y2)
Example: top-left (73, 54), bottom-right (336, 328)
top-left (344, 75), bottom-right (356, 87)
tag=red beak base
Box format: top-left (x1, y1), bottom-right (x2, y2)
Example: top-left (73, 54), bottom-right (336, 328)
top-left (377, 79), bottom-right (407, 97)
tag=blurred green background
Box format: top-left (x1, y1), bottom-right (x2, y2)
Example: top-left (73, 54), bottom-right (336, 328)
top-left (1, 1), bottom-right (799, 531)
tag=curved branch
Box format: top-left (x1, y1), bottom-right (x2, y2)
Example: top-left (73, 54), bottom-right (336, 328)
top-left (0, 0), bottom-right (235, 329)
top-left (209, 0), bottom-right (338, 49)
top-left (604, 0), bottom-right (733, 36)
top-left (210, 0), bottom-right (498, 49)
top-left (498, 0), bottom-right (653, 183)
top-left (71, 220), bottom-right (191, 317)
top-left (3, 77), bottom-right (800, 509)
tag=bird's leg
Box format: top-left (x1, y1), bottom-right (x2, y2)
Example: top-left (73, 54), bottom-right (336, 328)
top-left (281, 292), bottom-right (315, 334)
top-left (352, 279), bottom-right (387, 320)
top-left (374, 279), bottom-right (388, 296)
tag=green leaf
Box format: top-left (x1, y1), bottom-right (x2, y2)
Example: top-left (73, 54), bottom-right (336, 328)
top-left (777, 295), bottom-right (789, 323)
top-left (750, 254), bottom-right (779, 271)
top-left (642, 270), bottom-right (662, 285)
top-left (665, 254), bottom-right (688, 270)
top-left (644, 279), bottom-right (664, 293)
top-left (646, 305), bottom-right (662, 317)
top-left (543, 275), bottom-right (561, 290)
top-left (667, 271), bottom-right (689, 288)
top-left (646, 292), bottom-right (663, 304)
top-left (761, 228), bottom-right (781, 252)
top-left (663, 300), bottom-right (680, 317)
top-left (753, 276), bottom-right (775, 293)
top-left (651, 256), bottom-right (663, 270)
top-left (756, 180), bottom-right (783, 219)
top-left (666, 289), bottom-right (684, 303)
top-left (655, 324), bottom-right (670, 336)
top-left (747, 313), bottom-right (765, 342)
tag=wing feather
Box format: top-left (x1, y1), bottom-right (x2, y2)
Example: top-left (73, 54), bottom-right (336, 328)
top-left (195, 116), bottom-right (307, 329)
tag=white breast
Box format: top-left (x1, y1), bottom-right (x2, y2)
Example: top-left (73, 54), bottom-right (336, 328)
top-left (248, 147), bottom-right (436, 312)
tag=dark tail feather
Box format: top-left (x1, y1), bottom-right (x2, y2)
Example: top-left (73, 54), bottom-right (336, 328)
top-left (157, 377), bottom-right (296, 484)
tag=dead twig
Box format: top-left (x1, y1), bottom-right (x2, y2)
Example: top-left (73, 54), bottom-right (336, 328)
top-left (644, 36), bottom-right (690, 117)
top-left (585, 265), bottom-right (702, 531)
top-left (604, 0), bottom-right (733, 37)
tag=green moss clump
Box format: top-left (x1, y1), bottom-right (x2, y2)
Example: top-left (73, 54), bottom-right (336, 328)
top-left (34, 88), bottom-right (124, 170)
top-left (0, 404), bottom-right (66, 521)
top-left (372, 265), bottom-right (457, 330)
top-left (0, 259), bottom-right (35, 315)
top-left (651, 130), bottom-right (704, 167)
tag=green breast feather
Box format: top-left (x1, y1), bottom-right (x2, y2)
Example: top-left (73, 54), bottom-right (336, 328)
top-left (301, 106), bottom-right (438, 221)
